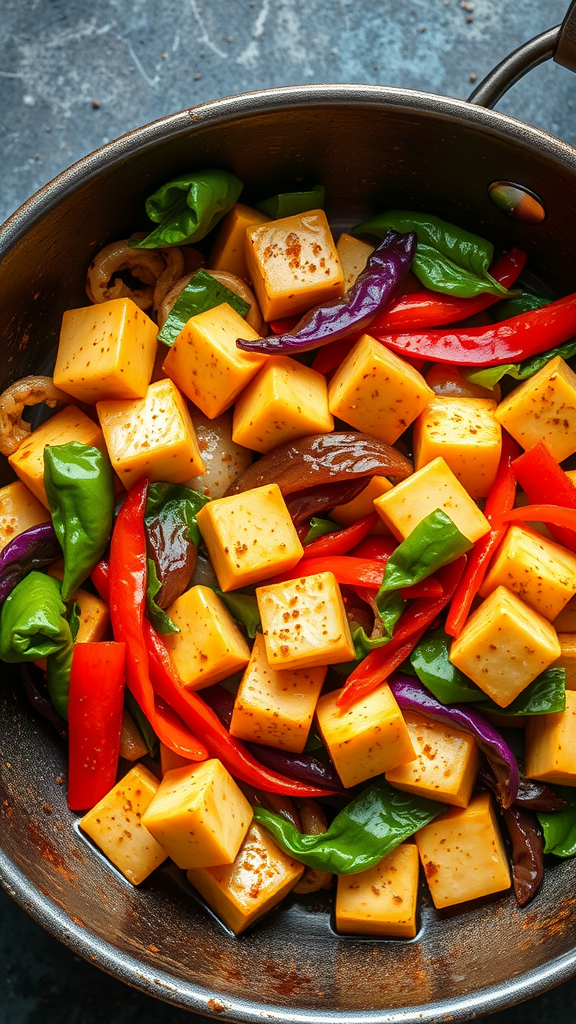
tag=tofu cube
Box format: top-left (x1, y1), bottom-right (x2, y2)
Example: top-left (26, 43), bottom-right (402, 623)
top-left (245, 210), bottom-right (344, 321)
top-left (0, 481), bottom-right (50, 552)
top-left (196, 484), bottom-right (303, 592)
top-left (316, 681), bottom-right (415, 788)
top-left (257, 572), bottom-right (355, 671)
top-left (413, 397), bottom-right (501, 499)
top-left (555, 634), bottom-right (576, 689)
top-left (525, 688), bottom-right (576, 784)
top-left (232, 356), bottom-right (333, 454)
top-left (385, 711), bottom-right (479, 807)
top-left (374, 457), bottom-right (490, 543)
top-left (186, 822), bottom-right (304, 935)
top-left (230, 633), bottom-right (326, 752)
top-left (336, 843), bottom-right (419, 938)
top-left (162, 585), bottom-right (250, 690)
top-left (209, 202), bottom-right (270, 279)
top-left (330, 475), bottom-right (393, 533)
top-left (141, 759), bottom-right (253, 870)
top-left (554, 595), bottom-right (576, 633)
top-left (54, 298), bottom-right (157, 403)
top-left (328, 334), bottom-right (434, 445)
top-left (162, 302), bottom-right (266, 419)
top-left (159, 742), bottom-right (192, 776)
top-left (478, 524), bottom-right (576, 621)
top-left (336, 233), bottom-right (374, 291)
top-left (449, 586), bottom-right (561, 707)
top-left (80, 765), bottom-right (168, 885)
top-left (8, 405), bottom-right (106, 507)
top-left (97, 378), bottom-right (205, 489)
top-left (415, 791), bottom-right (511, 909)
top-left (495, 356), bottom-right (576, 461)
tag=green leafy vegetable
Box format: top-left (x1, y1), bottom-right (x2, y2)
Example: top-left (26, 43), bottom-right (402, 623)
top-left (353, 210), bottom-right (509, 298)
top-left (463, 338), bottom-right (576, 390)
top-left (378, 509), bottom-right (472, 595)
top-left (538, 787), bottom-right (576, 857)
top-left (256, 184), bottom-right (325, 219)
top-left (130, 169), bottom-right (243, 249)
top-left (146, 558), bottom-right (179, 635)
top-left (253, 779), bottom-right (445, 874)
top-left (44, 442), bottom-right (114, 601)
top-left (125, 689), bottom-right (159, 757)
top-left (303, 517), bottom-right (339, 543)
top-left (158, 269), bottom-right (250, 347)
top-left (214, 589), bottom-right (261, 639)
top-left (0, 571), bottom-right (75, 720)
top-left (476, 668), bottom-right (566, 718)
top-left (351, 622), bottom-right (390, 660)
top-left (491, 290), bottom-right (549, 321)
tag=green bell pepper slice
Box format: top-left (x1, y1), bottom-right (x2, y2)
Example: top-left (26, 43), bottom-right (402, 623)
top-left (130, 169), bottom-right (243, 249)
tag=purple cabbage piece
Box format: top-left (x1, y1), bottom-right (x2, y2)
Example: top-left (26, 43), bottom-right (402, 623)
top-left (0, 521), bottom-right (61, 604)
top-left (236, 230), bottom-right (417, 355)
top-left (388, 672), bottom-right (519, 808)
top-left (19, 663), bottom-right (68, 740)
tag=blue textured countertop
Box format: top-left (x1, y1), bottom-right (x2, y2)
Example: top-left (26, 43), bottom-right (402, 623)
top-left (2, 1), bottom-right (576, 1021)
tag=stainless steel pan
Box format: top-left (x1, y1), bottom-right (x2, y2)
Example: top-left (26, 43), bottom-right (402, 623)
top-left (2, 6), bottom-right (576, 1021)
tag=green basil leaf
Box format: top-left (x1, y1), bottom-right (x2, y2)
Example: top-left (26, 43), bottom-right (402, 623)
top-left (375, 591), bottom-right (406, 639)
top-left (411, 629), bottom-right (484, 703)
top-left (158, 269), bottom-right (250, 347)
top-left (256, 184), bottom-right (325, 219)
top-left (415, 244), bottom-right (508, 298)
top-left (254, 779), bottom-right (445, 874)
top-left (303, 517), bottom-right (339, 544)
top-left (214, 589), bottom-right (261, 639)
top-left (538, 787), bottom-right (576, 857)
top-left (146, 558), bottom-right (179, 635)
top-left (476, 668), bottom-right (566, 717)
top-left (124, 689), bottom-right (159, 758)
top-left (130, 169), bottom-right (243, 249)
top-left (379, 509), bottom-right (472, 596)
top-left (461, 364), bottom-right (517, 389)
top-left (464, 337), bottom-right (576, 389)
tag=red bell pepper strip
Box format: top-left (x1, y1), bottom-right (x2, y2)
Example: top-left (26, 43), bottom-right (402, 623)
top-left (350, 536), bottom-right (398, 561)
top-left (303, 512), bottom-right (379, 556)
top-left (369, 248), bottom-right (526, 333)
top-left (337, 556), bottom-right (467, 708)
top-left (311, 336), bottom-right (358, 374)
top-left (445, 434), bottom-right (520, 638)
top-left (512, 443), bottom-right (576, 551)
top-left (353, 578), bottom-right (444, 607)
top-left (67, 641), bottom-right (126, 811)
top-left (270, 555), bottom-right (388, 589)
top-left (270, 315), bottom-right (300, 335)
top-left (503, 505), bottom-right (576, 535)
top-left (372, 291), bottom-right (576, 366)
top-left (145, 624), bottom-right (335, 798)
top-left (105, 483), bottom-right (208, 763)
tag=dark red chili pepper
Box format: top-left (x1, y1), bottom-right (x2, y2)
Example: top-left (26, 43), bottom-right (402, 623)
top-left (445, 434), bottom-right (520, 638)
top-left (512, 442), bottom-right (576, 551)
top-left (67, 641), bottom-right (126, 811)
top-left (372, 290), bottom-right (576, 366)
top-left (303, 513), bottom-right (379, 557)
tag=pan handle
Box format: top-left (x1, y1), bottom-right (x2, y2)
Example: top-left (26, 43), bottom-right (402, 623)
top-left (468, 0), bottom-right (576, 108)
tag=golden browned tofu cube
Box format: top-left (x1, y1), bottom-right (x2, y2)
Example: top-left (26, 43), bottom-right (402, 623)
top-left (187, 822), bottom-right (304, 935)
top-left (336, 843), bottom-right (419, 938)
top-left (413, 397), bottom-right (502, 499)
top-left (0, 480), bottom-right (50, 552)
top-left (374, 457), bottom-right (490, 543)
top-left (328, 334), bottom-right (434, 445)
top-left (97, 378), bottom-right (205, 489)
top-left (554, 595), bottom-right (576, 633)
top-left (257, 572), bottom-right (355, 671)
top-left (163, 302), bottom-right (266, 418)
top-left (80, 765), bottom-right (168, 885)
top-left (162, 585), bottom-right (250, 691)
top-left (525, 689), bottom-right (576, 784)
top-left (196, 483), bottom-right (303, 592)
top-left (479, 524), bottom-right (576, 621)
top-left (415, 791), bottom-right (511, 909)
top-left (330, 476), bottom-right (393, 534)
top-left (495, 356), bottom-right (576, 461)
top-left (555, 634), bottom-right (576, 689)
top-left (336, 233), bottom-right (374, 291)
top-left (316, 681), bottom-right (415, 788)
top-left (245, 210), bottom-right (344, 321)
top-left (230, 633), bottom-right (326, 753)
top-left (209, 202), bottom-right (270, 279)
top-left (450, 586), bottom-right (561, 707)
top-left (232, 356), bottom-right (333, 454)
top-left (54, 298), bottom-right (157, 403)
top-left (141, 759), bottom-right (253, 870)
top-left (385, 711), bottom-right (479, 807)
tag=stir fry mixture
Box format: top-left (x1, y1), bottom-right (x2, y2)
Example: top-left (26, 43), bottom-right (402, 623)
top-left (2, 169), bottom-right (576, 939)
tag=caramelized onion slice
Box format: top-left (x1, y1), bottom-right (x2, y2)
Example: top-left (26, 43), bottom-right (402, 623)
top-left (225, 432), bottom-right (413, 498)
top-left (0, 376), bottom-right (68, 456)
top-left (86, 239), bottom-right (184, 313)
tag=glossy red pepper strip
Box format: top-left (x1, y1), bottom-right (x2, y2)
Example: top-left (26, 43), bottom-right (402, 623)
top-left (104, 484), bottom-right (208, 762)
top-left (352, 578), bottom-right (444, 607)
top-left (350, 536), bottom-right (398, 561)
top-left (503, 505), bottom-right (576, 535)
top-left (369, 248), bottom-right (526, 333)
top-left (337, 556), bottom-right (467, 709)
top-left (445, 434), bottom-right (520, 638)
top-left (373, 291), bottom-right (576, 366)
top-left (512, 443), bottom-right (576, 552)
top-left (303, 512), bottom-right (379, 557)
top-left (270, 555), bottom-right (388, 589)
top-left (67, 641), bottom-right (126, 811)
top-left (145, 624), bottom-right (335, 798)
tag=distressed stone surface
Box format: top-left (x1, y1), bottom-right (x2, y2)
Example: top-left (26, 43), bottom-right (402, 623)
top-left (2, 0), bottom-right (576, 1021)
